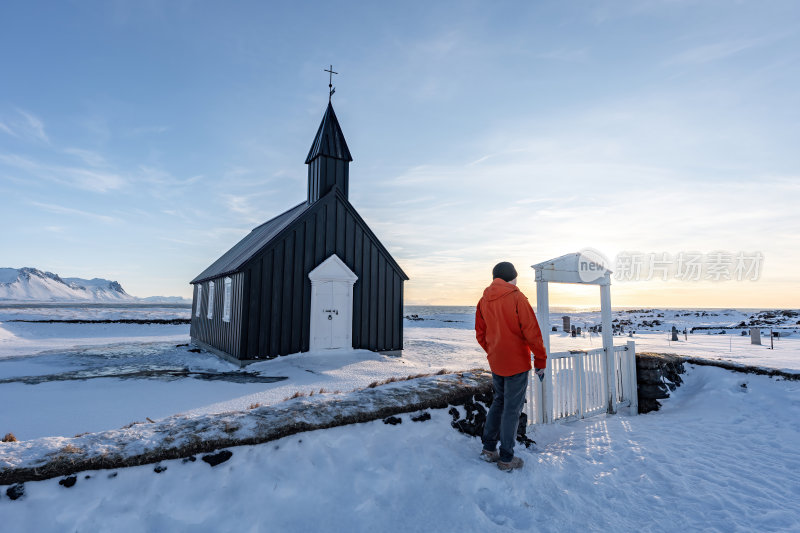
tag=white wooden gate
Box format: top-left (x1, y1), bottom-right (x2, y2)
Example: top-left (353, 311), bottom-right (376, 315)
top-left (527, 340), bottom-right (638, 424)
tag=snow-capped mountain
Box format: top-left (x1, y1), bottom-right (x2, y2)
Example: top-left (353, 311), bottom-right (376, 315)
top-left (0, 267), bottom-right (136, 302)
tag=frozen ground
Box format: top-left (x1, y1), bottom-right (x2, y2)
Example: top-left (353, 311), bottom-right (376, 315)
top-left (0, 305), bottom-right (190, 358)
top-left (3, 365), bottom-right (799, 532)
top-left (1, 306), bottom-right (799, 440)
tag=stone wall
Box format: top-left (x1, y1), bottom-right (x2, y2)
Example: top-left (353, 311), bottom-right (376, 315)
top-left (636, 353), bottom-right (686, 414)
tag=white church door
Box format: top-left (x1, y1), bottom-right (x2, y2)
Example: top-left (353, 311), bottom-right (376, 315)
top-left (309, 254), bottom-right (358, 351)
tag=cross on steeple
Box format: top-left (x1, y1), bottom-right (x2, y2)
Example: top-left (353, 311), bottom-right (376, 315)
top-left (324, 64), bottom-right (338, 101)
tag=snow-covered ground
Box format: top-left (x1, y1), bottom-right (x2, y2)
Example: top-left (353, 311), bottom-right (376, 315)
top-left (4, 365), bottom-right (799, 532)
top-left (1, 305), bottom-right (799, 440)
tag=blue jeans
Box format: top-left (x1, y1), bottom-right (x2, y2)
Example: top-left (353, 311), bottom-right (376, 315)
top-left (482, 370), bottom-right (529, 462)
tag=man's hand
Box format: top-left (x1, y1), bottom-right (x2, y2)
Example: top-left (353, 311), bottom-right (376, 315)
top-left (534, 368), bottom-right (545, 382)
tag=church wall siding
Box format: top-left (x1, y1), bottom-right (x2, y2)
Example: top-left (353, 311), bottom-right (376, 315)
top-left (393, 272), bottom-right (402, 349)
top-left (245, 258), bottom-right (261, 357)
top-left (301, 218), bottom-right (315, 352)
top-left (377, 254), bottom-right (386, 350)
top-left (190, 272), bottom-right (244, 359)
top-left (292, 226), bottom-right (306, 351)
top-left (259, 249), bottom-right (274, 357)
top-left (269, 240), bottom-right (284, 356)
top-left (369, 242), bottom-right (379, 349)
top-left (281, 234), bottom-right (295, 355)
top-left (352, 226), bottom-right (364, 348)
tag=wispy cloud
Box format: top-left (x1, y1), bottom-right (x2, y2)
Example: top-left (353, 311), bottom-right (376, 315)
top-left (666, 38), bottom-right (768, 66)
top-left (0, 109), bottom-right (49, 143)
top-left (129, 125), bottom-right (169, 135)
top-left (30, 201), bottom-right (120, 223)
top-left (15, 109), bottom-right (49, 142)
top-left (0, 121), bottom-right (15, 137)
top-left (0, 153), bottom-right (126, 192)
top-left (537, 48), bottom-right (588, 62)
top-left (138, 166), bottom-right (203, 187)
top-left (63, 148), bottom-right (107, 167)
top-left (223, 191), bottom-right (281, 224)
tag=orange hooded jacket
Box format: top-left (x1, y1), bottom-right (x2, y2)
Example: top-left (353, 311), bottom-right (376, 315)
top-left (475, 278), bottom-right (548, 376)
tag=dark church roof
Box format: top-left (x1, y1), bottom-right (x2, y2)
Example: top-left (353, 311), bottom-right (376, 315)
top-left (191, 201), bottom-right (311, 284)
top-left (305, 102), bottom-right (353, 163)
top-left (192, 187), bottom-right (408, 285)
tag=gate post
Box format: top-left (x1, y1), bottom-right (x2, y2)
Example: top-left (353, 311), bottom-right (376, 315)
top-left (575, 351), bottom-right (585, 419)
top-left (600, 283), bottom-right (616, 414)
top-left (535, 280), bottom-right (550, 424)
top-left (627, 340), bottom-right (638, 415)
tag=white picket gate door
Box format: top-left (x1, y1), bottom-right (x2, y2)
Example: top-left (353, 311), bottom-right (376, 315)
top-left (527, 341), bottom-right (638, 425)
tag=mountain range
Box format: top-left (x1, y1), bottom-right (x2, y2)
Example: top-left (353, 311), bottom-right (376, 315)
top-left (0, 267), bottom-right (189, 303)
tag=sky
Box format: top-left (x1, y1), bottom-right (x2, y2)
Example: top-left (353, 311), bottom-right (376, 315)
top-left (0, 0), bottom-right (798, 307)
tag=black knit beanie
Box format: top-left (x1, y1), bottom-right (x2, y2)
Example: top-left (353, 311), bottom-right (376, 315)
top-left (492, 262), bottom-right (518, 282)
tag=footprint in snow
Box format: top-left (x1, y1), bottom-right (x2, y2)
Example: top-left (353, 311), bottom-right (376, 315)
top-left (475, 487), bottom-right (532, 530)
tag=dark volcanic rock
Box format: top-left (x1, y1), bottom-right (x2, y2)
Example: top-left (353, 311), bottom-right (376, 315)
top-left (153, 465), bottom-right (167, 473)
top-left (202, 450), bottom-right (233, 467)
top-left (516, 412), bottom-right (535, 448)
top-left (6, 483), bottom-right (24, 500)
top-left (448, 407), bottom-right (460, 423)
top-left (383, 416), bottom-right (402, 425)
top-left (449, 393), bottom-right (534, 447)
top-left (182, 456), bottom-right (197, 463)
top-left (59, 476), bottom-right (77, 488)
top-left (636, 353), bottom-right (685, 413)
top-left (411, 412), bottom-right (431, 422)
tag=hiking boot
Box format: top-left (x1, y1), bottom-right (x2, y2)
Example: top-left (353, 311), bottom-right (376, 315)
top-left (480, 449), bottom-right (499, 463)
top-left (497, 456), bottom-right (524, 471)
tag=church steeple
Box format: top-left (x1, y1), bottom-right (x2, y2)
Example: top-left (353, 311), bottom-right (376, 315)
top-left (306, 102), bottom-right (353, 204)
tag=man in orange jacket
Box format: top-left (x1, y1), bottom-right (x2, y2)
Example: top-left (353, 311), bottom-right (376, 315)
top-left (475, 261), bottom-right (548, 471)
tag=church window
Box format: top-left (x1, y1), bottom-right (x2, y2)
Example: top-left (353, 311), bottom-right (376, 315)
top-left (223, 277), bottom-right (232, 322)
top-left (207, 281), bottom-right (215, 319)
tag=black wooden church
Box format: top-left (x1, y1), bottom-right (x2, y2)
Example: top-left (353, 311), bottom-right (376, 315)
top-left (190, 100), bottom-right (408, 364)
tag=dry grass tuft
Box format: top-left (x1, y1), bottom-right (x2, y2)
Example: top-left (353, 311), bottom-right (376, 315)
top-left (60, 444), bottom-right (82, 455)
top-left (222, 421), bottom-right (239, 434)
top-left (364, 372), bottom-right (446, 391)
top-left (146, 417), bottom-right (155, 423)
top-left (122, 421), bottom-right (143, 429)
top-left (248, 403), bottom-right (262, 410)
top-left (2, 432), bottom-right (18, 443)
top-left (73, 432), bottom-right (89, 438)
top-left (318, 388), bottom-right (327, 394)
top-left (283, 390), bottom-right (307, 401)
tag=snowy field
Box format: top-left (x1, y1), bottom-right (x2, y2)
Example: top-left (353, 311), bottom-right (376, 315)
top-left (2, 305), bottom-right (800, 531)
top-left (1, 305), bottom-right (799, 440)
top-left (3, 365), bottom-right (799, 532)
